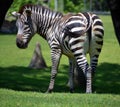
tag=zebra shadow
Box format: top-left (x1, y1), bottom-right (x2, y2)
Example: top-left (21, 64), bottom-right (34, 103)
top-left (93, 62), bottom-right (120, 94)
top-left (0, 66), bottom-right (51, 92)
top-left (0, 65), bottom-right (70, 93)
top-left (0, 62), bottom-right (120, 94)
top-left (58, 62), bottom-right (120, 94)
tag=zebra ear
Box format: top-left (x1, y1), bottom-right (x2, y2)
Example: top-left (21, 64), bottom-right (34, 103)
top-left (25, 9), bottom-right (31, 17)
top-left (11, 11), bottom-right (21, 17)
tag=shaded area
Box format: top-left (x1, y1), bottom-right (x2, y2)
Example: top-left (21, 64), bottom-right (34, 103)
top-left (94, 63), bottom-right (120, 94)
top-left (0, 66), bottom-right (50, 92)
top-left (0, 0), bottom-right (13, 28)
top-left (0, 63), bottom-right (120, 94)
top-left (0, 20), bottom-right (17, 34)
top-left (0, 65), bottom-right (69, 93)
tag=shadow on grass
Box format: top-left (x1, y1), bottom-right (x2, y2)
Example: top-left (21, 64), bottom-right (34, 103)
top-left (94, 62), bottom-right (120, 94)
top-left (0, 65), bottom-right (69, 93)
top-left (0, 62), bottom-right (120, 94)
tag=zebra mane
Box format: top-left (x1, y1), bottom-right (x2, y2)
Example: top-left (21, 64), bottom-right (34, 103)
top-left (18, 4), bottom-right (63, 17)
top-left (18, 4), bottom-right (32, 14)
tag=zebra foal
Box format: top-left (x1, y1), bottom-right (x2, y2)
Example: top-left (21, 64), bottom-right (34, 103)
top-left (12, 4), bottom-right (104, 93)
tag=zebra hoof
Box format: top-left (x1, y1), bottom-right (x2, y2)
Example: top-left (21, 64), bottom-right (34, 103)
top-left (70, 88), bottom-right (74, 93)
top-left (86, 90), bottom-right (92, 94)
top-left (46, 89), bottom-right (53, 93)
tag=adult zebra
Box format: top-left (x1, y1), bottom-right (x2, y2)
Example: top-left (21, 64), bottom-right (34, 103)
top-left (12, 4), bottom-right (104, 93)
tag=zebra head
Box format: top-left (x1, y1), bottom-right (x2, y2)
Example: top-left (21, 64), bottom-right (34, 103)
top-left (12, 9), bottom-right (37, 49)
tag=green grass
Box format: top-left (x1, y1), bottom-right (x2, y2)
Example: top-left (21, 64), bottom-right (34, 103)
top-left (0, 15), bottom-right (120, 107)
top-left (0, 89), bottom-right (120, 107)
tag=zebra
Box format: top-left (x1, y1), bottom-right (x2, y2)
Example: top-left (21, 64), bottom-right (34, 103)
top-left (12, 4), bottom-right (104, 93)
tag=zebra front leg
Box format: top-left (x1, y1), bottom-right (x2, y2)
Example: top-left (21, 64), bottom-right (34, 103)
top-left (46, 49), bottom-right (61, 93)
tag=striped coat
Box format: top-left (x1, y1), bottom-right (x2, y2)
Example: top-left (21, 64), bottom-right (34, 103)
top-left (12, 4), bottom-right (104, 93)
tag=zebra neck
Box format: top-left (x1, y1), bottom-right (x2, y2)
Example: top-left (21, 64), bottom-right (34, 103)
top-left (33, 8), bottom-right (62, 39)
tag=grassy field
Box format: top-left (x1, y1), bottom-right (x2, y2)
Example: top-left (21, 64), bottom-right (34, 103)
top-left (0, 89), bottom-right (120, 107)
top-left (0, 15), bottom-right (120, 107)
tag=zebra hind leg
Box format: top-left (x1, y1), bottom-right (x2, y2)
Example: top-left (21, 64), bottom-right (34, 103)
top-left (67, 58), bottom-right (75, 93)
top-left (75, 62), bottom-right (86, 91)
top-left (75, 56), bottom-right (92, 93)
top-left (86, 66), bottom-right (92, 93)
top-left (68, 58), bottom-right (75, 93)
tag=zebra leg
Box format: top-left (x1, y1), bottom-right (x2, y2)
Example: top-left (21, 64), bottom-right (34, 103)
top-left (90, 55), bottom-right (99, 77)
top-left (75, 55), bottom-right (92, 93)
top-left (68, 58), bottom-right (75, 93)
top-left (46, 49), bottom-right (62, 93)
top-left (86, 66), bottom-right (92, 93)
top-left (89, 46), bottom-right (102, 93)
top-left (88, 31), bottom-right (103, 92)
top-left (90, 13), bottom-right (104, 75)
top-left (69, 39), bottom-right (92, 93)
top-left (89, 32), bottom-right (103, 76)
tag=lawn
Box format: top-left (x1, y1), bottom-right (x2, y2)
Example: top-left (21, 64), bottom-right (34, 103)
top-left (0, 15), bottom-right (120, 107)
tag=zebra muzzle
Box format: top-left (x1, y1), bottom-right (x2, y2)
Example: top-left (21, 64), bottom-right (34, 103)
top-left (16, 37), bottom-right (28, 49)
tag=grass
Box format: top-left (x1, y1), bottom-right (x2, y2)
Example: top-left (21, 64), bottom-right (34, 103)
top-left (0, 15), bottom-right (120, 107)
top-left (0, 89), bottom-right (120, 107)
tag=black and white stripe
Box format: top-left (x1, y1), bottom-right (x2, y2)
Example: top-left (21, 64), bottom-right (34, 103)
top-left (13, 4), bottom-right (104, 93)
